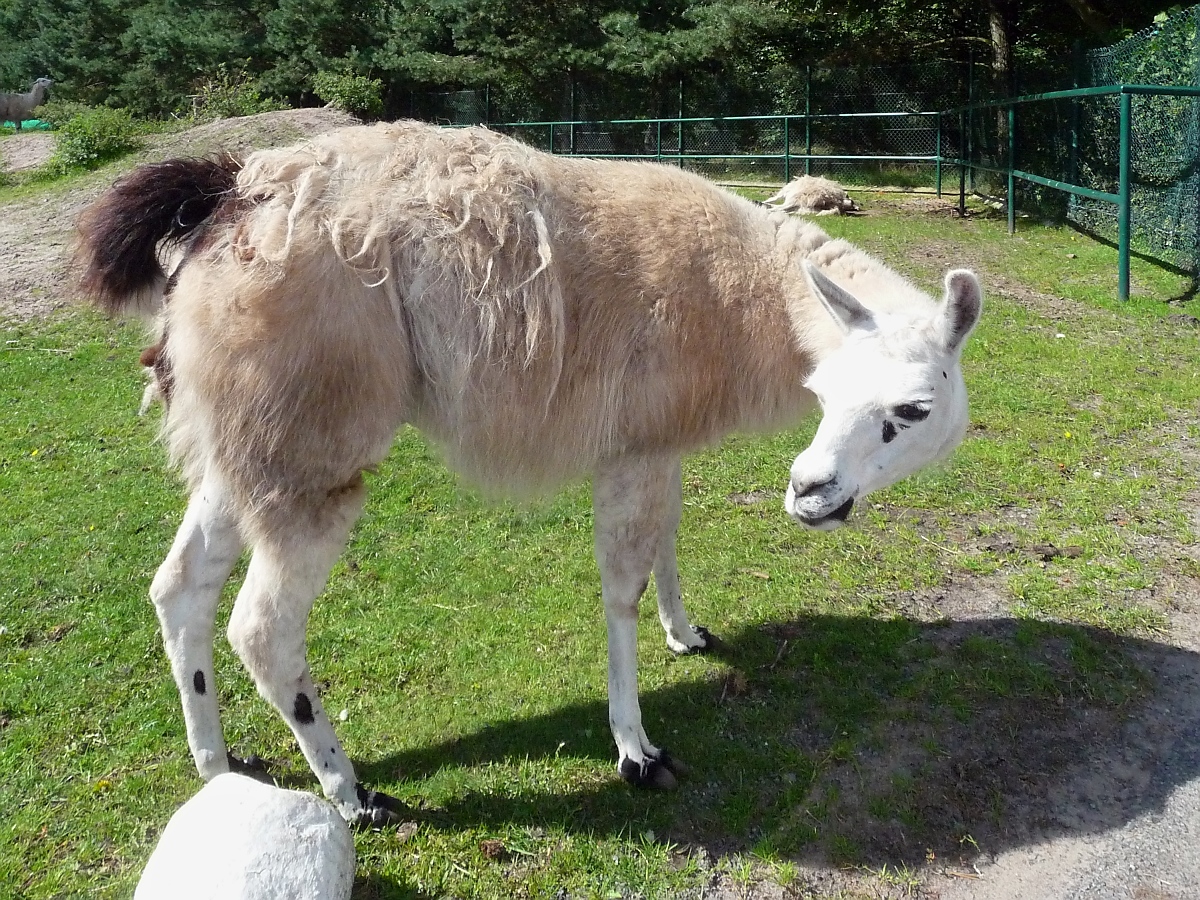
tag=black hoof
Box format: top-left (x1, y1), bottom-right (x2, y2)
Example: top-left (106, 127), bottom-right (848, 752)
top-left (677, 626), bottom-right (720, 656)
top-left (227, 752), bottom-right (273, 783)
top-left (619, 749), bottom-right (686, 789)
top-left (352, 783), bottom-right (407, 829)
top-left (657, 749), bottom-right (690, 779)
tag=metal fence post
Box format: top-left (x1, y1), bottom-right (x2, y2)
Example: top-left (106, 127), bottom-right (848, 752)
top-left (569, 77), bottom-right (577, 155)
top-left (804, 65), bottom-right (812, 176)
top-left (935, 113), bottom-right (942, 197)
top-left (783, 116), bottom-right (791, 182)
top-left (678, 78), bottom-right (686, 168)
top-left (1007, 105), bottom-right (1016, 235)
top-left (958, 110), bottom-right (967, 217)
top-left (1118, 91), bottom-right (1132, 300)
top-left (1068, 40), bottom-right (1081, 189)
top-left (966, 51), bottom-right (975, 194)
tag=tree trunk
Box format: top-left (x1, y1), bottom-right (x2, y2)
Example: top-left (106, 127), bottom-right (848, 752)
top-left (988, 0), bottom-right (1014, 98)
top-left (988, 0), bottom-right (1016, 168)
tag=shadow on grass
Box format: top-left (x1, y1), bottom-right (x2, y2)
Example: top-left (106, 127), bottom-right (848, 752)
top-left (354, 613), bottom-right (1200, 867)
top-left (352, 872), bottom-right (437, 900)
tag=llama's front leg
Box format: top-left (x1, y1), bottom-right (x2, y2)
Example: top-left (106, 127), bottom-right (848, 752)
top-left (226, 495), bottom-right (403, 827)
top-left (654, 459), bottom-right (715, 655)
top-left (150, 476), bottom-right (244, 780)
top-left (594, 457), bottom-right (687, 789)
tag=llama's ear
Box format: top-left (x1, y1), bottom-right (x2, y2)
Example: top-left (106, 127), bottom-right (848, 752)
top-left (803, 261), bottom-right (874, 334)
top-left (937, 269), bottom-right (983, 354)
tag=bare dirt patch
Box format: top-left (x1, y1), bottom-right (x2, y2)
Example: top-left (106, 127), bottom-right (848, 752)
top-left (0, 108), bottom-right (358, 322)
top-left (904, 237), bottom-right (1090, 322)
top-left (0, 132), bottom-right (55, 172)
top-left (867, 192), bottom-right (964, 218)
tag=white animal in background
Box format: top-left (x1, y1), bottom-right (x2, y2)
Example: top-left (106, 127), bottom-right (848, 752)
top-left (77, 121), bottom-right (981, 826)
top-left (762, 173), bottom-right (861, 215)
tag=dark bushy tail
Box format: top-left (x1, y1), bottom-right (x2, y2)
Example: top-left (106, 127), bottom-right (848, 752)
top-left (76, 154), bottom-right (242, 316)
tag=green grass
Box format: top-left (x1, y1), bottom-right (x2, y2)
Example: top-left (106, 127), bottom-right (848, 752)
top-left (0, 148), bottom-right (133, 203)
top-left (3, 193), bottom-right (1200, 898)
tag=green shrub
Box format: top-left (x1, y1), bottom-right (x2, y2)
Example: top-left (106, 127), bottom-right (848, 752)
top-left (190, 64), bottom-right (286, 121)
top-left (312, 71), bottom-right (383, 118)
top-left (34, 99), bottom-right (92, 129)
top-left (49, 107), bottom-right (142, 172)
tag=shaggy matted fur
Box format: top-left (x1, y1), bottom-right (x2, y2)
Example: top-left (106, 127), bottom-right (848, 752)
top-left (77, 120), bottom-right (981, 825)
top-left (762, 174), bottom-right (860, 215)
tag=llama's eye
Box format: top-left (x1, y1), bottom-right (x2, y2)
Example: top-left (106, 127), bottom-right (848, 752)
top-left (893, 403), bottom-right (931, 422)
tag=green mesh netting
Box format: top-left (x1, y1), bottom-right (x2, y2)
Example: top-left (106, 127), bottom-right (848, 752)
top-left (406, 65), bottom-right (969, 186)
top-left (1071, 6), bottom-right (1200, 272)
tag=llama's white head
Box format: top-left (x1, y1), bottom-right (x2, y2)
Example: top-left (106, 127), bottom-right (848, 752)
top-left (786, 263), bottom-right (982, 530)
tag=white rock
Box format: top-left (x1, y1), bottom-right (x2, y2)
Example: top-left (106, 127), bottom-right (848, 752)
top-left (136, 773), bottom-right (355, 900)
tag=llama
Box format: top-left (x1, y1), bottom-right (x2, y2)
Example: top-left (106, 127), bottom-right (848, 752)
top-left (77, 121), bottom-right (982, 826)
top-left (762, 174), bottom-right (860, 215)
top-left (0, 77), bottom-right (52, 131)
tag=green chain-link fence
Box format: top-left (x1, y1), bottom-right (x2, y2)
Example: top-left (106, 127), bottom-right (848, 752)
top-left (408, 64), bottom-right (973, 186)
top-left (953, 4), bottom-right (1200, 286)
top-left (401, 5), bottom-right (1199, 286)
top-left (1073, 8), bottom-right (1200, 272)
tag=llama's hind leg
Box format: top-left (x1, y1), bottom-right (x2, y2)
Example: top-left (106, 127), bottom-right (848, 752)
top-left (151, 475), bottom-right (244, 780)
top-left (594, 456), bottom-right (687, 790)
top-left (654, 459), bottom-right (715, 655)
top-left (226, 483), bottom-right (402, 827)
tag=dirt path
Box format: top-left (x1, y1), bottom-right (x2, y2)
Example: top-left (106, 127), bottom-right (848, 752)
top-left (932, 637), bottom-right (1200, 900)
top-left (0, 132), bottom-right (55, 171)
top-left (0, 182), bottom-right (90, 319)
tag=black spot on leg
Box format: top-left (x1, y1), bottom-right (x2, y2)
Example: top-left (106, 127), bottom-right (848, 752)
top-left (943, 371), bottom-right (948, 379)
top-left (293, 692), bottom-right (315, 725)
top-left (193, 670), bottom-right (206, 695)
top-left (882, 420), bottom-right (898, 443)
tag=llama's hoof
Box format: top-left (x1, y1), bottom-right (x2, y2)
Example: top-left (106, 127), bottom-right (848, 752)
top-left (619, 750), bottom-right (686, 789)
top-left (352, 784), bottom-right (407, 829)
top-left (657, 749), bottom-right (690, 778)
top-left (226, 752), bottom-right (273, 782)
top-left (676, 626), bottom-right (719, 655)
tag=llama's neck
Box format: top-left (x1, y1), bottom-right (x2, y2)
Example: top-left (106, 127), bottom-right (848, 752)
top-left (762, 209), bottom-right (941, 367)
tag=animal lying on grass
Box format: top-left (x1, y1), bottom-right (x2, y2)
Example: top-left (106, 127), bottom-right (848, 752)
top-left (77, 120), bottom-right (982, 826)
top-left (762, 174), bottom-right (861, 215)
top-left (0, 77), bottom-right (52, 130)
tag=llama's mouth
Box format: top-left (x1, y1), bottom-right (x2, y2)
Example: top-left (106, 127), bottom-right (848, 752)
top-left (790, 496), bottom-right (855, 530)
